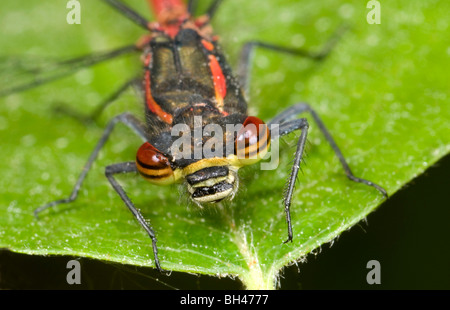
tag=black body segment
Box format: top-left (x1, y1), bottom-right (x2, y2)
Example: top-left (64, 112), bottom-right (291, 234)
top-left (186, 166), bottom-right (229, 185)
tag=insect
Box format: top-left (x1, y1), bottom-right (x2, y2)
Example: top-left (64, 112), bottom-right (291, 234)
top-left (1, 0), bottom-right (387, 273)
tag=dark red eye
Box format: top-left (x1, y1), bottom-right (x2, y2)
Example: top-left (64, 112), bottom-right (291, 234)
top-left (235, 116), bottom-right (270, 164)
top-left (136, 142), bottom-right (175, 184)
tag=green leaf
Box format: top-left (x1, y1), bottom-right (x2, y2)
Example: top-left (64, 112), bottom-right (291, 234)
top-left (0, 0), bottom-right (448, 289)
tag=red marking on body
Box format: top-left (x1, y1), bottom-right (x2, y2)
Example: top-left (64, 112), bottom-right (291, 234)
top-left (144, 54), bottom-right (173, 124)
top-left (194, 15), bottom-right (209, 28)
top-left (149, 0), bottom-right (185, 20)
top-left (201, 39), bottom-right (214, 51)
top-left (208, 55), bottom-right (227, 114)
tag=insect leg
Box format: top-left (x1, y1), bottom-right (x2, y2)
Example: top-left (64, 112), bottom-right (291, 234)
top-left (34, 112), bottom-right (147, 217)
top-left (105, 162), bottom-right (165, 273)
top-left (187, 0), bottom-right (198, 16)
top-left (54, 77), bottom-right (140, 124)
top-left (271, 103), bottom-right (388, 198)
top-left (195, 0), bottom-right (224, 26)
top-left (270, 103), bottom-right (388, 242)
top-left (102, 0), bottom-right (150, 30)
top-left (237, 25), bottom-right (348, 95)
top-left (205, 0), bottom-right (224, 20)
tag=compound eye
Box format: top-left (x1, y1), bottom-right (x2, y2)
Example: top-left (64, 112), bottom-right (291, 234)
top-left (136, 142), bottom-right (175, 185)
top-left (235, 116), bottom-right (271, 165)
